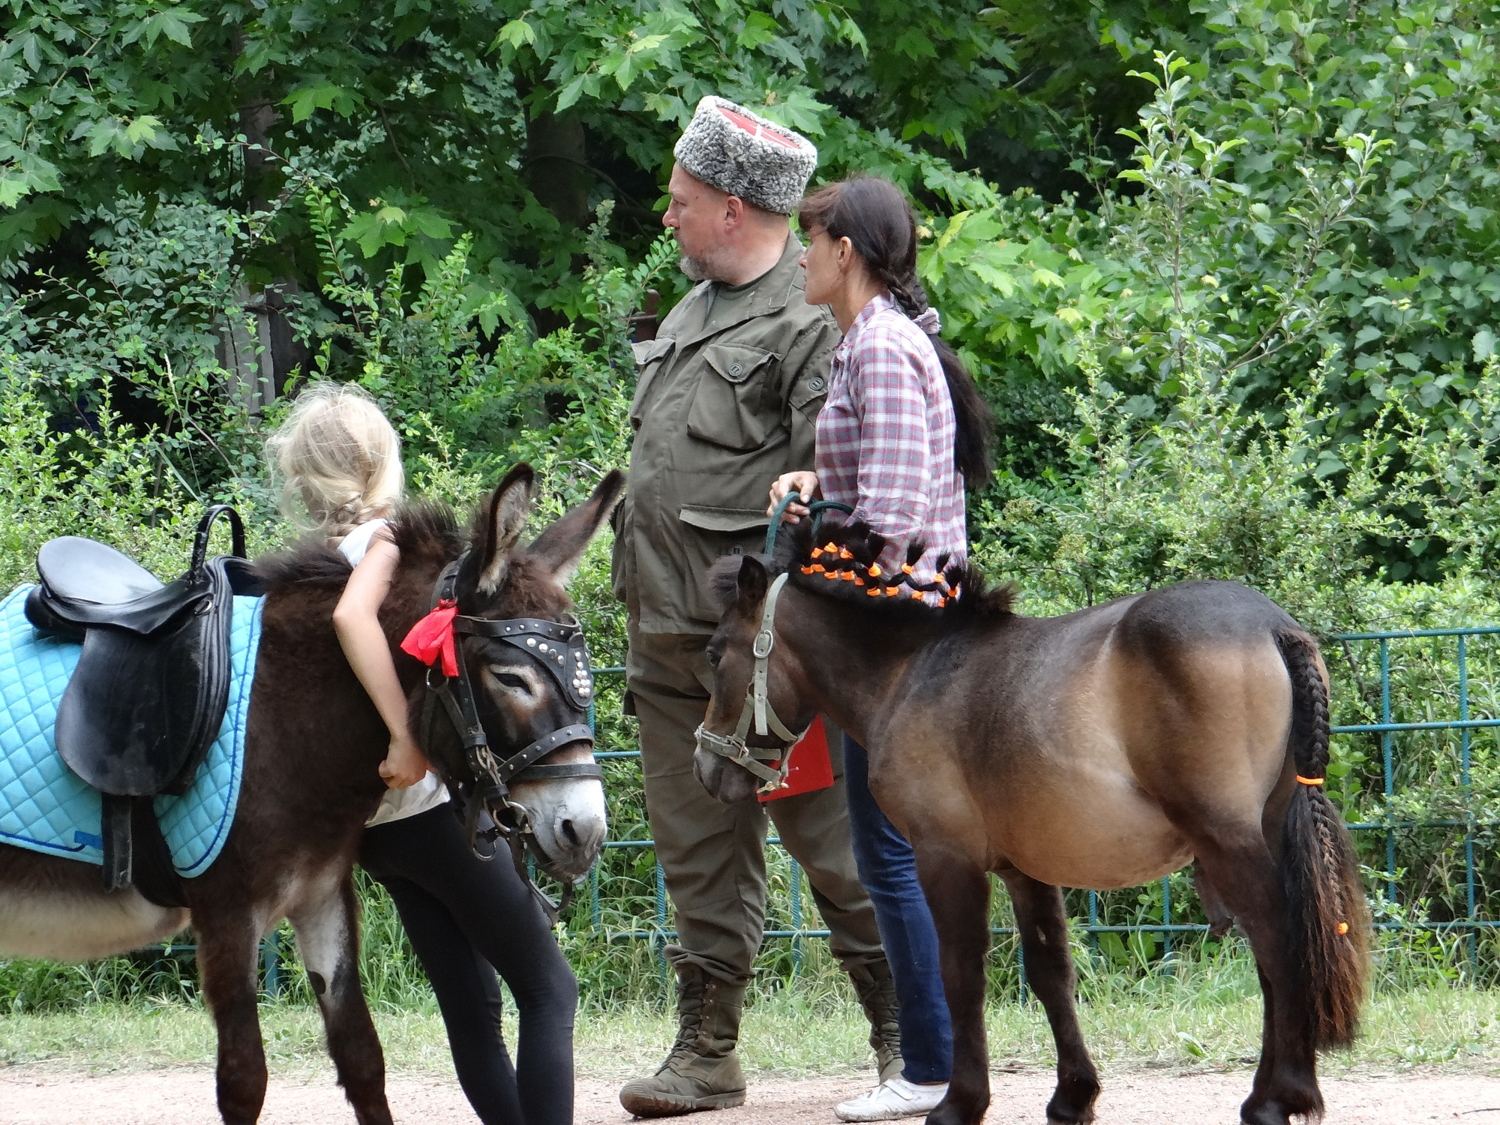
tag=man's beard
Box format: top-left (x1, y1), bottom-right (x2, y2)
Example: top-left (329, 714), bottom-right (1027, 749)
top-left (678, 241), bottom-right (734, 282)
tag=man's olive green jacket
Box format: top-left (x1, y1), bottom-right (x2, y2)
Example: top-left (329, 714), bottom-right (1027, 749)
top-left (612, 234), bottom-right (840, 634)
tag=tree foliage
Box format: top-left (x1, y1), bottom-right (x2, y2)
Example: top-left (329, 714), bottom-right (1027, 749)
top-left (1, 0), bottom-right (1137, 315)
top-left (928, 1), bottom-right (1500, 487)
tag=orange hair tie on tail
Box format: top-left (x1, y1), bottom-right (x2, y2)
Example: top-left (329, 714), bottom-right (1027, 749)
top-left (1336, 922), bottom-right (1350, 935)
top-left (1296, 775), bottom-right (1325, 786)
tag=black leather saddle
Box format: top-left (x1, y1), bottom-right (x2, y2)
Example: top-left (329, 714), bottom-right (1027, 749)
top-left (24, 505), bottom-right (264, 902)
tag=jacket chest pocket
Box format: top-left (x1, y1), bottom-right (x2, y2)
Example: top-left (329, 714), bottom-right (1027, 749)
top-left (687, 343), bottom-right (780, 451)
top-left (630, 337), bottom-right (676, 430)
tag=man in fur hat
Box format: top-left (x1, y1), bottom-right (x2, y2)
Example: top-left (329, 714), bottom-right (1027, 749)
top-left (612, 97), bottom-right (904, 1116)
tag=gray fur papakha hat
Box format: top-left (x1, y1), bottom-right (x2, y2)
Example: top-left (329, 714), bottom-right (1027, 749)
top-left (673, 96), bottom-right (818, 214)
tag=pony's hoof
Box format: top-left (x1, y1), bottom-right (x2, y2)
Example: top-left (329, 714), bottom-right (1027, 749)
top-left (1045, 1082), bottom-right (1100, 1124)
top-left (1240, 1095), bottom-right (1320, 1125)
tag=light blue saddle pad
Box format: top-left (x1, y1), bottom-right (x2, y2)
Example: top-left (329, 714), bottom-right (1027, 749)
top-left (0, 585), bottom-right (262, 876)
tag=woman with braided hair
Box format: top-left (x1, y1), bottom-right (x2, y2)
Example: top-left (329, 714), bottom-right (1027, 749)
top-left (768, 176), bottom-right (992, 1121)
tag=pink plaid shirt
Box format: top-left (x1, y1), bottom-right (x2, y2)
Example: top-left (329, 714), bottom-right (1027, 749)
top-left (814, 293), bottom-right (967, 584)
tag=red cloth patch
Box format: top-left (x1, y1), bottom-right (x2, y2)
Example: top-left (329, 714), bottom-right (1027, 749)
top-left (717, 105), bottom-right (801, 150)
top-left (400, 600), bottom-right (459, 678)
top-left (759, 715), bottom-right (836, 802)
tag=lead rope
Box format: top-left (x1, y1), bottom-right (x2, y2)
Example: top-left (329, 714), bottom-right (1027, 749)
top-left (765, 493), bottom-right (853, 555)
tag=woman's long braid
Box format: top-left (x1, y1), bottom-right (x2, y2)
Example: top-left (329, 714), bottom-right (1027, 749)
top-left (878, 260), bottom-right (993, 487)
top-left (879, 266), bottom-right (930, 326)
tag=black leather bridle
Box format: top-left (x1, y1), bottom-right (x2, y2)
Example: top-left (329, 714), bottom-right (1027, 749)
top-left (417, 558), bottom-right (603, 918)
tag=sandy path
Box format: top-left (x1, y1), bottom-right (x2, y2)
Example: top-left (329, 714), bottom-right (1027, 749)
top-left (2, 1066), bottom-right (1499, 1124)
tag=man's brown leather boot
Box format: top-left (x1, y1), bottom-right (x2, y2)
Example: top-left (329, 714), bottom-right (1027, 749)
top-left (619, 964), bottom-right (748, 1116)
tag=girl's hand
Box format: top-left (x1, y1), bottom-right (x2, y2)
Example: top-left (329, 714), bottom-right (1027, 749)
top-left (379, 735), bottom-right (432, 789)
top-left (768, 471), bottom-right (819, 524)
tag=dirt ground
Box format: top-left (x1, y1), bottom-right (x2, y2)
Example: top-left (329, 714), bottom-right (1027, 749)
top-left (2, 1065), bottom-right (1499, 1124)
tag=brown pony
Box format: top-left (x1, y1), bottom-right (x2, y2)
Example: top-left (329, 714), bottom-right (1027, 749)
top-left (695, 520), bottom-right (1368, 1125)
top-left (0, 464), bottom-right (621, 1124)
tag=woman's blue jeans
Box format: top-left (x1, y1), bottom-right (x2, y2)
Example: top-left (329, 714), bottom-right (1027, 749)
top-left (842, 733), bottom-right (953, 1084)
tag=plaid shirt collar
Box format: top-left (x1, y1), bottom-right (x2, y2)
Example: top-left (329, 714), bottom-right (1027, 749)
top-left (834, 291), bottom-right (899, 359)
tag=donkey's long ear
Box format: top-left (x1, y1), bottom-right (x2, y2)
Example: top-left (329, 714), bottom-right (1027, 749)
top-left (471, 463), bottom-right (535, 595)
top-left (736, 555), bottom-right (768, 613)
top-left (525, 469), bottom-right (626, 588)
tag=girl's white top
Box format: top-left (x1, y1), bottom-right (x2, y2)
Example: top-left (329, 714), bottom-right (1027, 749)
top-left (336, 518), bottom-right (450, 827)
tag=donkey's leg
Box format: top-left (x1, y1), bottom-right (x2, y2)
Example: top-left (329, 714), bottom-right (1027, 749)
top-left (1002, 872), bottom-right (1100, 1125)
top-left (914, 848), bottom-right (991, 1125)
top-left (287, 876), bottom-right (393, 1125)
top-left (1192, 833), bottom-right (1320, 1125)
top-left (195, 907), bottom-right (269, 1124)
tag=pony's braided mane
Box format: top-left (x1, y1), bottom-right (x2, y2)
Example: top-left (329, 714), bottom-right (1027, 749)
top-left (707, 517), bottom-right (1014, 620)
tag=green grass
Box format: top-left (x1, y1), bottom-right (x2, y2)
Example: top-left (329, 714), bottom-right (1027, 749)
top-left (2, 987), bottom-right (1498, 1082)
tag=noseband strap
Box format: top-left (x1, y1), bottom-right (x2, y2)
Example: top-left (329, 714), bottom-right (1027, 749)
top-left (695, 571), bottom-right (807, 795)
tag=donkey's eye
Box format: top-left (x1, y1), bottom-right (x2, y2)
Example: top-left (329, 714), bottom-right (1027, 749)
top-left (489, 669), bottom-right (532, 692)
top-left (706, 649), bottom-right (722, 668)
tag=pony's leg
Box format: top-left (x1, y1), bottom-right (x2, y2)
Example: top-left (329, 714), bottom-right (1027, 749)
top-left (287, 877), bottom-right (393, 1125)
top-left (1193, 833), bottom-right (1320, 1125)
top-left (1002, 872), bottom-right (1100, 1124)
top-left (195, 907), bottom-right (269, 1125)
top-left (914, 848), bottom-right (991, 1125)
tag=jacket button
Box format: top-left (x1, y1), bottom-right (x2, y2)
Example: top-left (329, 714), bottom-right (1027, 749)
top-left (809, 376), bottom-right (825, 391)
top-left (729, 362), bottom-right (743, 376)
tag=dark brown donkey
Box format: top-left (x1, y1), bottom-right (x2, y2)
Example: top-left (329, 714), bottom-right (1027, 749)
top-left (0, 464), bottom-right (621, 1124)
top-left (694, 521), bottom-right (1368, 1125)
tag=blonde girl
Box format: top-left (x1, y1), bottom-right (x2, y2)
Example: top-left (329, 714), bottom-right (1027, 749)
top-left (269, 381), bottom-right (431, 795)
top-left (268, 383), bottom-right (578, 1125)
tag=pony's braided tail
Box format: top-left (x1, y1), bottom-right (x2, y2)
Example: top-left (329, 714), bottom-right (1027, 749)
top-left (1275, 629), bottom-right (1369, 1050)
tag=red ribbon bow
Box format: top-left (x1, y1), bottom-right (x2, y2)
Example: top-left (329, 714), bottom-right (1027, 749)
top-left (400, 599), bottom-right (459, 677)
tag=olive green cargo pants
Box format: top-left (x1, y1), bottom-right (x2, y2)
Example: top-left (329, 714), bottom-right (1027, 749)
top-left (626, 624), bottom-right (884, 984)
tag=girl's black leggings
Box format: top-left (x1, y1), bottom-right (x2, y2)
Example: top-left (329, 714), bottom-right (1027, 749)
top-left (359, 805), bottom-right (577, 1125)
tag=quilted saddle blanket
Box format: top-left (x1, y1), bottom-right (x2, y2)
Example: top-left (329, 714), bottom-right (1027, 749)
top-left (0, 585), bottom-right (262, 876)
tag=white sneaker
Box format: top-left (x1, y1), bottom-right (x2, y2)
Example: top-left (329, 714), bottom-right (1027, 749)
top-left (835, 1078), bottom-right (949, 1122)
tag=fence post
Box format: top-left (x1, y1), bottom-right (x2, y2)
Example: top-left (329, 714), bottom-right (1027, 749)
top-left (1381, 638), bottom-right (1397, 909)
top-left (790, 857), bottom-right (803, 980)
top-left (1459, 634), bottom-right (1478, 978)
top-left (260, 934), bottom-right (281, 997)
